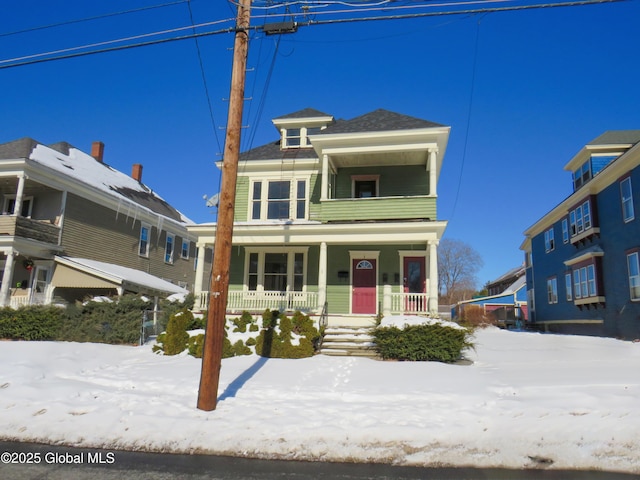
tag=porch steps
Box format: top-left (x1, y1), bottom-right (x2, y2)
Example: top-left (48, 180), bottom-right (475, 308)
top-left (319, 326), bottom-right (380, 359)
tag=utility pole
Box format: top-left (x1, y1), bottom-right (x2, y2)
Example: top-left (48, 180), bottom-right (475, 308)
top-left (197, 0), bottom-right (251, 412)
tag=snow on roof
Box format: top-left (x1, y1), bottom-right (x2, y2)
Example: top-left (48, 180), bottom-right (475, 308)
top-left (28, 142), bottom-right (193, 225)
top-left (55, 256), bottom-right (188, 295)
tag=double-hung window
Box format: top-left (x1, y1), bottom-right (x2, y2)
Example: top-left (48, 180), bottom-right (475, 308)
top-left (627, 251), bottom-right (640, 301)
top-left (181, 239), bottom-right (189, 259)
top-left (251, 178), bottom-right (308, 220)
top-left (565, 273), bottom-right (572, 301)
top-left (562, 219), bottom-right (569, 244)
top-left (621, 177), bottom-right (635, 223)
top-left (165, 234), bottom-right (174, 264)
top-left (139, 224), bottom-right (150, 257)
top-left (547, 277), bottom-right (558, 304)
top-left (544, 227), bottom-right (555, 253)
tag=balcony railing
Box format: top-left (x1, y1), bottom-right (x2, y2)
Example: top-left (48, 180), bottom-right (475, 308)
top-left (0, 216), bottom-right (60, 244)
top-left (320, 196), bottom-right (436, 222)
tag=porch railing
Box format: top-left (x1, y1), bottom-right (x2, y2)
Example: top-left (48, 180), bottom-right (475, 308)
top-left (389, 292), bottom-right (430, 315)
top-left (195, 290), bottom-right (320, 314)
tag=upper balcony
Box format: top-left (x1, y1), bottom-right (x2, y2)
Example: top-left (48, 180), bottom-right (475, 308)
top-left (320, 195), bottom-right (436, 222)
top-left (0, 215), bottom-right (60, 245)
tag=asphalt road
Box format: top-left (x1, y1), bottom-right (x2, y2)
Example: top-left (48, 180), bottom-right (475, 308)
top-left (1, 441), bottom-right (638, 480)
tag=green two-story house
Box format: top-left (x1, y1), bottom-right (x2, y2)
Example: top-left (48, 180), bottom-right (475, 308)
top-left (189, 108), bottom-right (450, 324)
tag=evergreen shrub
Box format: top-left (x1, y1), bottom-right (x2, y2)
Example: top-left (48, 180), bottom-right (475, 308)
top-left (373, 323), bottom-right (473, 362)
top-left (255, 311), bottom-right (318, 359)
top-left (153, 309), bottom-right (193, 355)
top-left (0, 305), bottom-right (63, 340)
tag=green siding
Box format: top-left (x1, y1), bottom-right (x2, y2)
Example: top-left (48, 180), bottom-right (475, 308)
top-left (234, 177), bottom-right (250, 222)
top-left (308, 173), bottom-right (321, 221)
top-left (321, 196), bottom-right (436, 222)
top-left (335, 165), bottom-right (429, 198)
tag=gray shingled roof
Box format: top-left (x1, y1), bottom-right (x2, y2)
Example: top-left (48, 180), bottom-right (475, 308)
top-left (241, 108), bottom-right (446, 161)
top-left (238, 140), bottom-right (319, 161)
top-left (321, 109), bottom-right (444, 135)
top-left (273, 108), bottom-right (332, 120)
top-left (588, 130), bottom-right (640, 146)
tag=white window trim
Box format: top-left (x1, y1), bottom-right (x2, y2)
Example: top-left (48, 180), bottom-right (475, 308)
top-left (3, 195), bottom-right (34, 217)
top-left (561, 219), bottom-right (569, 244)
top-left (627, 251), bottom-right (640, 301)
top-left (544, 227), bottom-right (555, 253)
top-left (351, 175), bottom-right (380, 198)
top-left (621, 177), bottom-right (635, 223)
top-left (139, 223), bottom-right (151, 258)
top-left (165, 233), bottom-right (175, 264)
top-left (244, 247), bottom-right (309, 292)
top-left (281, 127), bottom-right (319, 149)
top-left (547, 277), bottom-right (558, 304)
top-left (565, 273), bottom-right (572, 301)
top-left (249, 177), bottom-right (309, 221)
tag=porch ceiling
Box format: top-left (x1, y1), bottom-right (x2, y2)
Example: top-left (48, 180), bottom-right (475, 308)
top-left (329, 150), bottom-right (427, 169)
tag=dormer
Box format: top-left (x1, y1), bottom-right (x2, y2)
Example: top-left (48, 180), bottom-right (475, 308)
top-left (564, 131), bottom-right (640, 192)
top-left (272, 108), bottom-right (334, 150)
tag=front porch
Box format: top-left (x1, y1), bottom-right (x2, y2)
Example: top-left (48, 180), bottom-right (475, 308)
top-left (194, 288), bottom-right (432, 319)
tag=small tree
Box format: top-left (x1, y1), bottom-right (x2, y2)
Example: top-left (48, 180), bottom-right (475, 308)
top-left (438, 238), bottom-right (483, 306)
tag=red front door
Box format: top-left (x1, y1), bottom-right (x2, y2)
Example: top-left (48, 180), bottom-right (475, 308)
top-left (352, 259), bottom-right (377, 314)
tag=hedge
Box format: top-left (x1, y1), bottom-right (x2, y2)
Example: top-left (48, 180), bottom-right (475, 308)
top-left (372, 323), bottom-right (473, 362)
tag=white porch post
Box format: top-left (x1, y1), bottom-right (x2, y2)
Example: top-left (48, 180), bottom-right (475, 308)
top-left (428, 240), bottom-right (439, 314)
top-left (320, 154), bottom-right (329, 201)
top-left (0, 251), bottom-right (17, 307)
top-left (428, 149), bottom-right (437, 197)
top-left (318, 241), bottom-right (327, 311)
top-left (13, 174), bottom-right (26, 215)
top-left (194, 243), bottom-right (207, 293)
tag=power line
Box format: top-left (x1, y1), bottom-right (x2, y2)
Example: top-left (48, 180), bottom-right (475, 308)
top-left (0, 0), bottom-right (627, 70)
top-left (186, 0), bottom-right (224, 155)
top-left (0, 1), bottom-right (190, 38)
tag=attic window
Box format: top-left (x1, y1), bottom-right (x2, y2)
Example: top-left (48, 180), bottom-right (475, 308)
top-left (282, 126), bottom-right (321, 149)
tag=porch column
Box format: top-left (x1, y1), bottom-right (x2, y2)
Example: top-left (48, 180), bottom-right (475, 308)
top-left (320, 154), bottom-right (329, 201)
top-left (194, 243), bottom-right (207, 293)
top-left (13, 174), bottom-right (26, 215)
top-left (428, 149), bottom-right (437, 197)
top-left (428, 240), bottom-right (439, 314)
top-left (0, 251), bottom-right (17, 307)
top-left (318, 241), bottom-right (327, 311)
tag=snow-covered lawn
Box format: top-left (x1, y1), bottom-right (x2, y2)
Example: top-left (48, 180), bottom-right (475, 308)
top-left (0, 327), bottom-right (639, 473)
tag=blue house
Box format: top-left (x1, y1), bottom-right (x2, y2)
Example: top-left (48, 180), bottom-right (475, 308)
top-left (521, 130), bottom-right (640, 339)
top-left (453, 265), bottom-right (527, 327)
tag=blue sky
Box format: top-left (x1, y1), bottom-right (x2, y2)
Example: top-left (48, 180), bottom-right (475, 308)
top-left (1, 0), bottom-right (638, 286)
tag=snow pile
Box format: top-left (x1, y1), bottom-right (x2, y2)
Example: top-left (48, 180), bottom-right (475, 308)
top-left (0, 327), bottom-right (639, 473)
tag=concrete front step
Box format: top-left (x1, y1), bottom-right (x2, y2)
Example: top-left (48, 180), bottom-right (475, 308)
top-left (319, 325), bottom-right (380, 359)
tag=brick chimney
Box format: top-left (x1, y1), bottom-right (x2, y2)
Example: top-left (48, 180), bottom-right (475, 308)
top-left (131, 163), bottom-right (143, 182)
top-left (91, 141), bottom-right (105, 163)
